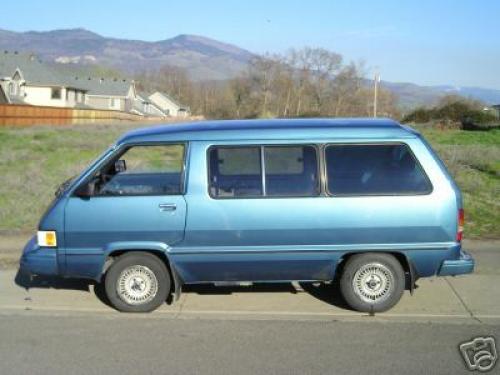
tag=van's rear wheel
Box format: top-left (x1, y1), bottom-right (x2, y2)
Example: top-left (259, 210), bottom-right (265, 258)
top-left (340, 253), bottom-right (404, 313)
top-left (104, 252), bottom-right (170, 313)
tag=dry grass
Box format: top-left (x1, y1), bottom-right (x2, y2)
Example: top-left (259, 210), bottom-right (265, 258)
top-left (0, 123), bottom-right (499, 238)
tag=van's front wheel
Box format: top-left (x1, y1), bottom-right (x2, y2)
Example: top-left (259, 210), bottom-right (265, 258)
top-left (340, 253), bottom-right (405, 313)
top-left (104, 252), bottom-right (171, 313)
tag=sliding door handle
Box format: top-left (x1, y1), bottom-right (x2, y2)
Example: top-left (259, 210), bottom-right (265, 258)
top-left (159, 203), bottom-right (177, 212)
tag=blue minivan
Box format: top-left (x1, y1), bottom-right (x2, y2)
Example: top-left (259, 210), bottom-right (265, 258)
top-left (21, 118), bottom-right (474, 312)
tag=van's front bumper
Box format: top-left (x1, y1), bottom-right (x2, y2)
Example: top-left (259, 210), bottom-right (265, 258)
top-left (438, 250), bottom-right (474, 276)
top-left (19, 235), bottom-right (59, 277)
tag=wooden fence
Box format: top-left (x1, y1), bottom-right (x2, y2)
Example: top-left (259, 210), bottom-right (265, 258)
top-left (0, 104), bottom-right (153, 126)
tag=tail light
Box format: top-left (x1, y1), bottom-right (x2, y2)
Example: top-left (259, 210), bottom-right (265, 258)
top-left (457, 209), bottom-right (464, 242)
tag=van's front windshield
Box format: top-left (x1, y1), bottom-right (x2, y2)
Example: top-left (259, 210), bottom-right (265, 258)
top-left (54, 145), bottom-right (117, 197)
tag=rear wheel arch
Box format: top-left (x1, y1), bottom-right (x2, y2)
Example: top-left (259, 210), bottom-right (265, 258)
top-left (336, 251), bottom-right (417, 292)
top-left (339, 252), bottom-right (407, 312)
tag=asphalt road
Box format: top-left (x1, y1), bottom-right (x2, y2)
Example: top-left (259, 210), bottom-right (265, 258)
top-left (0, 238), bottom-right (499, 374)
top-left (0, 312), bottom-right (498, 375)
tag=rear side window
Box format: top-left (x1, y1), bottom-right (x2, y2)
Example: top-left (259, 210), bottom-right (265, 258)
top-left (325, 144), bottom-right (432, 195)
top-left (264, 146), bottom-right (319, 196)
top-left (217, 147), bottom-right (261, 176)
top-left (208, 145), bottom-right (319, 198)
top-left (209, 147), bottom-right (263, 197)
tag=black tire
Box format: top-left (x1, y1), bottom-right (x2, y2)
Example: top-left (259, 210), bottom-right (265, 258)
top-left (104, 252), bottom-right (171, 313)
top-left (339, 253), bottom-right (405, 313)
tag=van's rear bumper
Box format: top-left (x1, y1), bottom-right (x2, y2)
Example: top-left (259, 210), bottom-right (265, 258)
top-left (19, 235), bottom-right (59, 277)
top-left (438, 250), bottom-right (474, 276)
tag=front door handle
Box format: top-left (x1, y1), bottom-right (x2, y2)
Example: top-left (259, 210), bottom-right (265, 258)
top-left (159, 203), bottom-right (177, 212)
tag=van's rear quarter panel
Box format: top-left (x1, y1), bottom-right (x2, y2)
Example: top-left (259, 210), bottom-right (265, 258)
top-left (174, 139), bottom-right (459, 282)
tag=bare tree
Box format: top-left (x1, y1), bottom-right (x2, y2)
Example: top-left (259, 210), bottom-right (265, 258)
top-left (135, 47), bottom-right (400, 120)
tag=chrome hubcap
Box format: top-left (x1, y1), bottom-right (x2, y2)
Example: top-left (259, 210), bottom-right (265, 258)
top-left (353, 263), bottom-right (393, 303)
top-left (117, 265), bottom-right (158, 305)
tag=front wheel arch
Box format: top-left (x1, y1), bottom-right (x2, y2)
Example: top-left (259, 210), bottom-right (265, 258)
top-left (103, 249), bottom-right (182, 300)
top-left (104, 251), bottom-right (171, 312)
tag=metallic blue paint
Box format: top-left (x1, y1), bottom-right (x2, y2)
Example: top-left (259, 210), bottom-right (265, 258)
top-left (20, 236), bottom-right (59, 276)
top-left (63, 195), bottom-right (186, 279)
top-left (19, 118), bottom-right (474, 285)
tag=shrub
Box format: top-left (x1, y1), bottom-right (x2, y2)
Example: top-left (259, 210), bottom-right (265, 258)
top-left (402, 95), bottom-right (498, 131)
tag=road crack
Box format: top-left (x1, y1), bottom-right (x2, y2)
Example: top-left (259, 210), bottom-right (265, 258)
top-left (173, 293), bottom-right (187, 319)
top-left (444, 277), bottom-right (482, 324)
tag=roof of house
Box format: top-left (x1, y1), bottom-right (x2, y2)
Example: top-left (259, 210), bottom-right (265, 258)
top-left (0, 51), bottom-right (134, 96)
top-left (67, 77), bottom-right (133, 96)
top-left (0, 85), bottom-right (8, 103)
top-left (118, 118), bottom-right (416, 144)
top-left (149, 91), bottom-right (189, 110)
top-left (132, 94), bottom-right (167, 116)
top-left (137, 91), bottom-right (152, 101)
top-left (0, 51), bottom-right (86, 89)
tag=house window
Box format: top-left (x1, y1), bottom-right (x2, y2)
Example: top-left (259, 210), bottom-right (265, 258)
top-left (110, 98), bottom-right (120, 109)
top-left (8, 82), bottom-right (16, 96)
top-left (51, 88), bottom-right (61, 99)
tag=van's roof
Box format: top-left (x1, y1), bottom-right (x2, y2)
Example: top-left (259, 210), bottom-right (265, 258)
top-left (117, 118), bottom-right (417, 144)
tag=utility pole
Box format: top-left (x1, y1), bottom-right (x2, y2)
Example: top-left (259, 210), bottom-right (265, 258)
top-left (373, 72), bottom-right (380, 118)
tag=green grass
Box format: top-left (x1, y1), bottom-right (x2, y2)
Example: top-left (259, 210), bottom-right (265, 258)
top-left (0, 123), bottom-right (498, 238)
top-left (414, 125), bottom-right (500, 238)
top-left (0, 124), bottom-right (142, 231)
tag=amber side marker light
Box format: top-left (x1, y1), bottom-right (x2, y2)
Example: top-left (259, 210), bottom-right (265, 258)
top-left (37, 231), bottom-right (57, 247)
top-left (457, 209), bottom-right (464, 242)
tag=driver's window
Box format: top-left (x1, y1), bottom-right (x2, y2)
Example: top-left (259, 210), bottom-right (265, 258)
top-left (95, 144), bottom-right (185, 196)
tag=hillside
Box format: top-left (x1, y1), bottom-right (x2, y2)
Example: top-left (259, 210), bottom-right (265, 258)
top-left (0, 28), bottom-right (254, 80)
top-left (382, 81), bottom-right (500, 109)
top-left (1, 28), bottom-right (500, 107)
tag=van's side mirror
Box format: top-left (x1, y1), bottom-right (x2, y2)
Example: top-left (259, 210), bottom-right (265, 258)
top-left (74, 180), bottom-right (96, 198)
top-left (115, 159), bottom-right (126, 173)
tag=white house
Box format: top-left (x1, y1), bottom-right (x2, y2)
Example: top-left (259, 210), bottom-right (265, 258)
top-left (132, 92), bottom-right (168, 117)
top-left (0, 52), bottom-right (88, 108)
top-left (0, 51), bottom-right (189, 117)
top-left (148, 91), bottom-right (191, 117)
top-left (71, 77), bottom-right (136, 112)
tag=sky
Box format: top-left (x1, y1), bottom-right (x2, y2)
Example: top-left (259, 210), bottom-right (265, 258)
top-left (2, 0), bottom-right (500, 89)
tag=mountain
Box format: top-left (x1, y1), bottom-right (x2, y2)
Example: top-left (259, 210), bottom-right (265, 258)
top-left (382, 81), bottom-right (500, 108)
top-left (0, 28), bottom-right (254, 80)
top-left (1, 28), bottom-right (499, 107)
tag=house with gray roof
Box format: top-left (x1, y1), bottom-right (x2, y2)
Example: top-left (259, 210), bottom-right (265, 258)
top-left (132, 92), bottom-right (168, 117)
top-left (0, 51), bottom-right (186, 117)
top-left (148, 91), bottom-right (191, 117)
top-left (0, 51), bottom-right (88, 107)
top-left (65, 76), bottom-right (136, 112)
